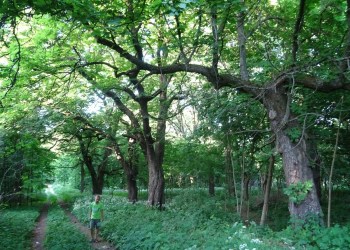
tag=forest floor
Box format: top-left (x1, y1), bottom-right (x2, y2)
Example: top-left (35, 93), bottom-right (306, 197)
top-left (32, 202), bottom-right (117, 250)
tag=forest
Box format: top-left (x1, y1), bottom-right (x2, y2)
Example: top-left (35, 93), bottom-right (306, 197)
top-left (1, 0), bottom-right (350, 249)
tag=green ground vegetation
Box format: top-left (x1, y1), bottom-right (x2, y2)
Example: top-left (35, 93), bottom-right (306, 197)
top-left (44, 205), bottom-right (93, 250)
top-left (0, 206), bottom-right (39, 250)
top-left (1, 187), bottom-right (350, 249)
top-left (71, 189), bottom-right (350, 250)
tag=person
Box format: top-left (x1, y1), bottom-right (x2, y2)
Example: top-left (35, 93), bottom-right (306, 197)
top-left (88, 194), bottom-right (104, 243)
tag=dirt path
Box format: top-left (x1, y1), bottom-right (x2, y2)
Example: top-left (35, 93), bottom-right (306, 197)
top-left (32, 203), bottom-right (117, 250)
top-left (32, 203), bottom-right (49, 250)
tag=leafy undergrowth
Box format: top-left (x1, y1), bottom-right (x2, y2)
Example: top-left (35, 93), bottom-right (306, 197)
top-left (70, 189), bottom-right (350, 250)
top-left (0, 206), bottom-right (39, 250)
top-left (278, 222), bottom-right (350, 250)
top-left (72, 191), bottom-right (291, 250)
top-left (44, 205), bottom-right (93, 250)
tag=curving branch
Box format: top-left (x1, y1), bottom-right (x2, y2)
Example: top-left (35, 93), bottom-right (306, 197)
top-left (96, 36), bottom-right (245, 88)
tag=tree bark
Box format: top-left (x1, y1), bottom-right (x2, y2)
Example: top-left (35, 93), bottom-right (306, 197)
top-left (147, 158), bottom-right (165, 208)
top-left (127, 173), bottom-right (138, 203)
top-left (263, 88), bottom-right (323, 223)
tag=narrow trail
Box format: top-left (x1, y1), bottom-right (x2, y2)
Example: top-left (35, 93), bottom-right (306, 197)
top-left (32, 203), bottom-right (49, 250)
top-left (32, 202), bottom-right (117, 250)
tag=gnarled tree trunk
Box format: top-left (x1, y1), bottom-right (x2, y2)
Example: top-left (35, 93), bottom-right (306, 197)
top-left (263, 88), bottom-right (323, 222)
top-left (147, 155), bottom-right (165, 207)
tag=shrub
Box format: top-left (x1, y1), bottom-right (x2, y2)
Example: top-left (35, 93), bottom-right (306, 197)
top-left (278, 220), bottom-right (350, 249)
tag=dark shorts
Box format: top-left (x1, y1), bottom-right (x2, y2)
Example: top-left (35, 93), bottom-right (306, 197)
top-left (90, 219), bottom-right (101, 229)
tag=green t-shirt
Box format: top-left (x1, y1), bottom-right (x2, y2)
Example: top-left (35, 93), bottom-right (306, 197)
top-left (90, 201), bottom-right (103, 220)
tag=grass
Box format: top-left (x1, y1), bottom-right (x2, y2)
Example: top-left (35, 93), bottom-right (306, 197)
top-left (0, 206), bottom-right (39, 250)
top-left (44, 205), bottom-right (93, 250)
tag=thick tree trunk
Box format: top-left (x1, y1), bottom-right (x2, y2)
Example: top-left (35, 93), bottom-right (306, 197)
top-left (86, 160), bottom-right (104, 195)
top-left (147, 158), bottom-right (165, 208)
top-left (260, 154), bottom-right (275, 226)
top-left (144, 74), bottom-right (170, 208)
top-left (280, 136), bottom-right (322, 222)
top-left (127, 173), bottom-right (138, 203)
top-left (263, 88), bottom-right (323, 223)
top-left (92, 179), bottom-right (103, 195)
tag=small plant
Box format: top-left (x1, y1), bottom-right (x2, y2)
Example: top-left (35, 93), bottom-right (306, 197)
top-left (283, 181), bottom-right (313, 205)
